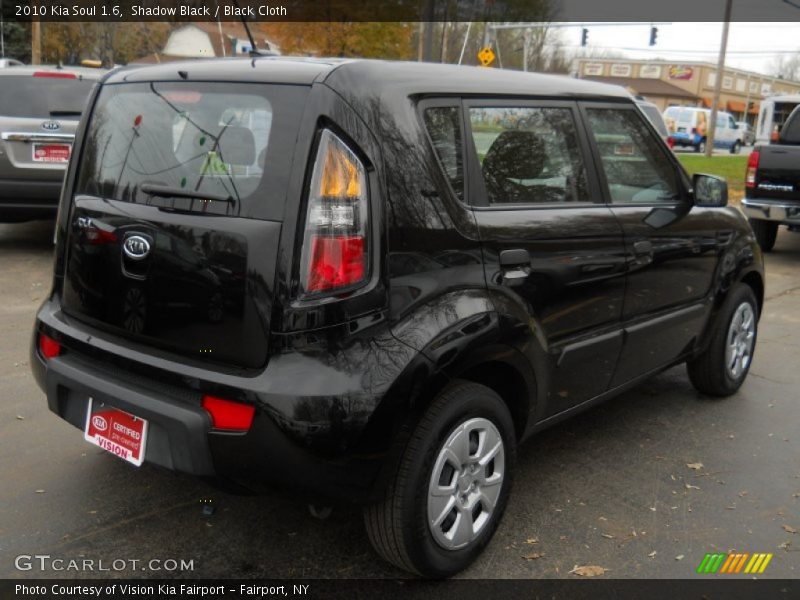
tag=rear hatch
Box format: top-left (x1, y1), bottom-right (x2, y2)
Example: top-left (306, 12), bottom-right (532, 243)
top-left (0, 71), bottom-right (95, 181)
top-left (754, 146), bottom-right (800, 202)
top-left (60, 81), bottom-right (308, 369)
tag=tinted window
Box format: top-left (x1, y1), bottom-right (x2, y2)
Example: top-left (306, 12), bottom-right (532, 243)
top-left (423, 107), bottom-right (464, 200)
top-left (586, 108), bottom-right (681, 205)
top-left (0, 75), bottom-right (95, 118)
top-left (469, 107), bottom-right (590, 205)
top-left (76, 82), bottom-right (307, 218)
top-left (639, 104), bottom-right (668, 137)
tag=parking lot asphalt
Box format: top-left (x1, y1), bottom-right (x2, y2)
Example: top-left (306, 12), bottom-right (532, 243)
top-left (1, 219), bottom-right (798, 580)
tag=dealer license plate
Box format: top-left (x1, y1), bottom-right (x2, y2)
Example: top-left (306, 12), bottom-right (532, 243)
top-left (32, 143), bottom-right (71, 163)
top-left (84, 398), bottom-right (148, 466)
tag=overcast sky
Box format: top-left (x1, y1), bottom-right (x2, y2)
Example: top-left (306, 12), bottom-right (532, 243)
top-left (561, 22), bottom-right (800, 75)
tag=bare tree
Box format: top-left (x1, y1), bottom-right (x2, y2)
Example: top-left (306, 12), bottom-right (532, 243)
top-left (770, 52), bottom-right (800, 82)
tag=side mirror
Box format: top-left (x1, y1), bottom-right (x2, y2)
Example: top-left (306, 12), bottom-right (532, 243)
top-left (693, 173), bottom-right (728, 207)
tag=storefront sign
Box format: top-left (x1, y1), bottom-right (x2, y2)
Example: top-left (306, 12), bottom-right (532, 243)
top-left (668, 65), bottom-right (694, 80)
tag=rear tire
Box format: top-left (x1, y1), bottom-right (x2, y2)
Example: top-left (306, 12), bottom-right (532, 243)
top-left (695, 139), bottom-right (707, 154)
top-left (687, 284), bottom-right (758, 397)
top-left (364, 381), bottom-right (516, 578)
top-left (731, 141), bottom-right (741, 154)
top-left (749, 219), bottom-right (778, 252)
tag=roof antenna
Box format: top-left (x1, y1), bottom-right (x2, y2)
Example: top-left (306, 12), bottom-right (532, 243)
top-left (230, 0), bottom-right (268, 57)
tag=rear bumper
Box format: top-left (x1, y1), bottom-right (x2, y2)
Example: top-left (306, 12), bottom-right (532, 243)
top-left (0, 178), bottom-right (62, 220)
top-left (742, 198), bottom-right (800, 224)
top-left (30, 299), bottom-right (403, 503)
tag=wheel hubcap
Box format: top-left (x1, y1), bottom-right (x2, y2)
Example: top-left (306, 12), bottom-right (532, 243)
top-left (725, 302), bottom-right (755, 379)
top-left (427, 417), bottom-right (505, 551)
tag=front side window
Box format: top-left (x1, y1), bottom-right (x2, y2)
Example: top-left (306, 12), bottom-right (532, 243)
top-left (586, 108), bottom-right (681, 205)
top-left (468, 106), bottom-right (590, 205)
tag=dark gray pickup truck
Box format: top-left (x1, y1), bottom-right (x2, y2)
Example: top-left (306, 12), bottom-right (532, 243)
top-left (743, 105), bottom-right (800, 251)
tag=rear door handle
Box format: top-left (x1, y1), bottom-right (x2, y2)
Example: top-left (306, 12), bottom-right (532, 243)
top-left (499, 248), bottom-right (530, 286)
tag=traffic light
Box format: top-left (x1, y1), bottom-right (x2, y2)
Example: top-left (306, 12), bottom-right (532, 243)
top-left (649, 26), bottom-right (658, 46)
top-left (581, 28), bottom-right (589, 47)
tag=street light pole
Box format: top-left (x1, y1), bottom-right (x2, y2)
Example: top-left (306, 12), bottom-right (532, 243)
top-left (706, 0), bottom-right (733, 157)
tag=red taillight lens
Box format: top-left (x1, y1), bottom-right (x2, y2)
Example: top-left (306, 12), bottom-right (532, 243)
top-left (202, 395), bottom-right (255, 432)
top-left (746, 150), bottom-right (760, 188)
top-left (39, 334), bottom-right (61, 360)
top-left (307, 236), bottom-right (365, 292)
top-left (33, 71), bottom-right (77, 79)
top-left (300, 130), bottom-right (369, 294)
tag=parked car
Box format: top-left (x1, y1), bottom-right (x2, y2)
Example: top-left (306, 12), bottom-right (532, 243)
top-left (0, 58), bottom-right (24, 68)
top-left (663, 106), bottom-right (744, 153)
top-left (736, 121), bottom-right (755, 145)
top-left (31, 59), bottom-right (764, 578)
top-left (635, 97), bottom-right (670, 143)
top-left (742, 104), bottom-right (800, 251)
top-left (755, 94), bottom-right (800, 144)
top-left (0, 66), bottom-right (103, 222)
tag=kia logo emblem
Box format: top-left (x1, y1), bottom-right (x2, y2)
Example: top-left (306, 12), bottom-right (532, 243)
top-left (123, 235), bottom-right (151, 260)
top-left (92, 415), bottom-right (108, 431)
top-left (41, 120), bottom-right (60, 131)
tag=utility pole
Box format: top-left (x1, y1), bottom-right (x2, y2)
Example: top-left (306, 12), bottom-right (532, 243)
top-left (706, 0), bottom-right (733, 158)
top-left (1, 0), bottom-right (5, 58)
top-left (31, 19), bottom-right (41, 64)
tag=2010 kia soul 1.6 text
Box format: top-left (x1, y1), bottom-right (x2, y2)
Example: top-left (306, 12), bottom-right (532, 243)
top-left (31, 58), bottom-right (764, 577)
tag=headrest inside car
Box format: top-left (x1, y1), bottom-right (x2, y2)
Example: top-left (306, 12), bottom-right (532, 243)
top-left (217, 126), bottom-right (256, 166)
top-left (483, 131), bottom-right (546, 181)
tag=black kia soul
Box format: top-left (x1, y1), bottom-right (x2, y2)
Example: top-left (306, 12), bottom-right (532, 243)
top-left (32, 58), bottom-right (764, 577)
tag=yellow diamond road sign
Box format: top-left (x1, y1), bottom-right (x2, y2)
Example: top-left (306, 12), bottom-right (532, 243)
top-left (478, 47), bottom-right (495, 67)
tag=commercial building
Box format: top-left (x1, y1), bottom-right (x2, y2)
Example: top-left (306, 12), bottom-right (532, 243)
top-left (576, 59), bottom-right (800, 125)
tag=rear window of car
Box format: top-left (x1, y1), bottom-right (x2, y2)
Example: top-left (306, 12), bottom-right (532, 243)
top-left (75, 82), bottom-right (308, 218)
top-left (0, 75), bottom-right (95, 118)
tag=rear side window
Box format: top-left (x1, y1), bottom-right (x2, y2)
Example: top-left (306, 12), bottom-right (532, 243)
top-left (468, 106), bottom-right (590, 205)
top-left (639, 104), bottom-right (668, 137)
top-left (0, 75), bottom-right (95, 118)
top-left (423, 107), bottom-right (464, 200)
top-left (75, 82), bottom-right (307, 218)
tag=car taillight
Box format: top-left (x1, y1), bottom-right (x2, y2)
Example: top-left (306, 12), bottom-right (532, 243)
top-left (202, 395), bottom-right (255, 432)
top-left (33, 71), bottom-right (77, 79)
top-left (746, 150), bottom-right (760, 188)
top-left (300, 130), bottom-right (369, 294)
top-left (38, 333), bottom-right (61, 360)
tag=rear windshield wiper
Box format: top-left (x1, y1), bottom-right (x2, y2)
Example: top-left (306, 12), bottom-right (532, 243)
top-left (140, 184), bottom-right (234, 204)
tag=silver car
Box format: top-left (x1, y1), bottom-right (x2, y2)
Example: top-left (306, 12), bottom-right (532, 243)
top-left (0, 66), bottom-right (103, 222)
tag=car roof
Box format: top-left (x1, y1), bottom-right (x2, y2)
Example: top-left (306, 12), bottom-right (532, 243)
top-left (105, 56), bottom-right (632, 101)
top-left (0, 65), bottom-right (107, 80)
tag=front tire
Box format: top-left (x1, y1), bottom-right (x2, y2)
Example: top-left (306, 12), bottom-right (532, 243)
top-left (687, 284), bottom-right (758, 396)
top-left (364, 381), bottom-right (516, 578)
top-left (749, 219), bottom-right (778, 252)
top-left (731, 141), bottom-right (741, 154)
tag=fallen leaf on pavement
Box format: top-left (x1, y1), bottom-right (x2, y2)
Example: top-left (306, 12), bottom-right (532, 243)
top-left (782, 525), bottom-right (797, 534)
top-left (522, 553), bottom-right (544, 560)
top-left (525, 538), bottom-right (539, 545)
top-left (675, 555), bottom-right (684, 561)
top-left (686, 463), bottom-right (703, 470)
top-left (648, 551), bottom-right (657, 558)
top-left (570, 565), bottom-right (608, 577)
top-left (779, 541), bottom-right (792, 550)
top-left (685, 484), bottom-right (701, 490)
top-left (601, 533), bottom-right (615, 539)
top-left (34, 489), bottom-right (45, 493)
top-left (16, 415), bottom-right (24, 420)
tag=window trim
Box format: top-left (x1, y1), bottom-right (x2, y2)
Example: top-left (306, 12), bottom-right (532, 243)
top-left (577, 100), bottom-right (693, 208)
top-left (461, 98), bottom-right (605, 211)
top-left (416, 97), bottom-right (469, 206)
